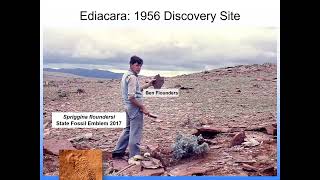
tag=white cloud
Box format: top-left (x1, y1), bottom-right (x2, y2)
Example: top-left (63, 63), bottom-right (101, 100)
top-left (43, 26), bottom-right (277, 73)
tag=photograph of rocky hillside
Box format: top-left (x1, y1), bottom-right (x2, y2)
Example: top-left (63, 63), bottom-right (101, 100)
top-left (43, 63), bottom-right (277, 176)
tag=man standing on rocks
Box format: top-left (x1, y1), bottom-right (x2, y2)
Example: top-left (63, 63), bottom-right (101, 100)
top-left (112, 55), bottom-right (155, 165)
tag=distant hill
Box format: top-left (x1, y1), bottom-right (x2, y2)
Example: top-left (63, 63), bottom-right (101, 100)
top-left (43, 68), bottom-right (123, 79)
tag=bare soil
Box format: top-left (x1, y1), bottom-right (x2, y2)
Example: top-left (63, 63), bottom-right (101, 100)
top-left (43, 63), bottom-right (277, 176)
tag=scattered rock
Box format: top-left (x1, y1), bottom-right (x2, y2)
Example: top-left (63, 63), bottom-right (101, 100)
top-left (201, 139), bottom-right (218, 145)
top-left (136, 168), bottom-right (165, 176)
top-left (169, 166), bottom-right (211, 176)
top-left (124, 165), bottom-right (143, 175)
top-left (73, 143), bottom-right (92, 150)
top-left (210, 145), bottom-right (223, 149)
top-left (44, 139), bottom-right (76, 155)
top-left (146, 144), bottom-right (160, 155)
top-left (76, 88), bottom-right (85, 93)
top-left (180, 86), bottom-right (194, 90)
top-left (230, 131), bottom-right (246, 147)
top-left (112, 159), bottom-right (129, 171)
top-left (242, 138), bottom-right (260, 147)
top-left (265, 125), bottom-right (277, 136)
top-left (246, 125), bottom-right (277, 136)
top-left (141, 157), bottom-right (163, 169)
top-left (68, 133), bottom-right (94, 142)
top-left (242, 163), bottom-right (258, 172)
top-left (43, 122), bottom-right (49, 128)
top-left (259, 166), bottom-right (277, 176)
top-left (44, 129), bottom-right (51, 136)
top-left (255, 78), bottom-right (268, 81)
top-left (102, 151), bottom-right (112, 160)
top-left (235, 160), bottom-right (257, 164)
top-left (153, 119), bottom-right (163, 123)
top-left (253, 84), bottom-right (261, 88)
top-left (160, 146), bottom-right (173, 155)
top-left (229, 127), bottom-right (246, 132)
top-left (193, 126), bottom-right (230, 139)
top-left (58, 91), bottom-right (68, 98)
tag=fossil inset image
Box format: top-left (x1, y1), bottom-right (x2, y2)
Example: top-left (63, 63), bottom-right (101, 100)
top-left (59, 150), bottom-right (102, 180)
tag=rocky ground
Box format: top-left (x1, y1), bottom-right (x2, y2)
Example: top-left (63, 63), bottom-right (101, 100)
top-left (43, 63), bottom-right (277, 176)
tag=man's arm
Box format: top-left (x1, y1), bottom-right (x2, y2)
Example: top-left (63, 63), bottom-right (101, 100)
top-left (141, 79), bottom-right (156, 91)
top-left (127, 75), bottom-right (150, 115)
top-left (129, 97), bottom-right (149, 115)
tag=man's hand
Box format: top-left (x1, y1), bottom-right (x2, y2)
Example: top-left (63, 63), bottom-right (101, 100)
top-left (140, 106), bottom-right (150, 116)
top-left (147, 78), bottom-right (156, 87)
top-left (141, 79), bottom-right (156, 91)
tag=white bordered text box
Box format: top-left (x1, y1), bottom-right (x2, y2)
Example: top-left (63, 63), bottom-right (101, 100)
top-left (52, 112), bottom-right (126, 128)
top-left (143, 89), bottom-right (179, 97)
